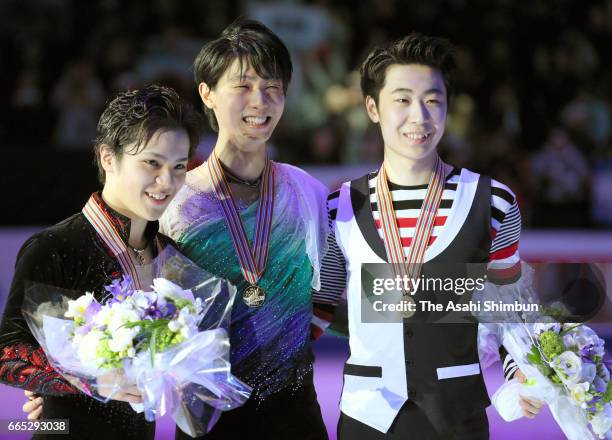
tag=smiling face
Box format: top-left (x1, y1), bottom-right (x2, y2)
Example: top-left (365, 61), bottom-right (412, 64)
top-left (199, 59), bottom-right (285, 152)
top-left (101, 128), bottom-right (190, 221)
top-left (366, 64), bottom-right (447, 162)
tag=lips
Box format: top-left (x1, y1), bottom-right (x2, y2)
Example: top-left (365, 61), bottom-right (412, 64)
top-left (403, 132), bottom-right (432, 141)
top-left (402, 131), bottom-right (433, 144)
top-left (145, 192), bottom-right (170, 205)
top-left (242, 116), bottom-right (270, 127)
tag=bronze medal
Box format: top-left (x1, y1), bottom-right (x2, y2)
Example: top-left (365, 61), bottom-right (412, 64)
top-left (400, 295), bottom-right (416, 319)
top-left (376, 157), bottom-right (446, 320)
top-left (243, 284), bottom-right (266, 308)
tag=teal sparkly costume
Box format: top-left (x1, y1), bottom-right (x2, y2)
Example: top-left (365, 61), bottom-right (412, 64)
top-left (161, 162), bottom-right (328, 398)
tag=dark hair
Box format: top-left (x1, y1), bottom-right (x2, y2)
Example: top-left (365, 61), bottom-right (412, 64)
top-left (360, 33), bottom-right (456, 105)
top-left (94, 85), bottom-right (202, 184)
top-left (193, 18), bottom-right (292, 132)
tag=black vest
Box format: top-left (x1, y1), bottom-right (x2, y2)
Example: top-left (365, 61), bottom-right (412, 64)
top-left (350, 172), bottom-right (492, 433)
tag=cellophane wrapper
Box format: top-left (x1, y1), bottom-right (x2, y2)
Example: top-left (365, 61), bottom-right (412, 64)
top-left (22, 246), bottom-right (251, 437)
top-left (477, 262), bottom-right (611, 440)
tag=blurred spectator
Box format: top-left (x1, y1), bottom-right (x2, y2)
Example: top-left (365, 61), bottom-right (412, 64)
top-left (531, 128), bottom-right (591, 227)
top-left (0, 0), bottom-right (611, 228)
top-left (51, 60), bottom-right (105, 150)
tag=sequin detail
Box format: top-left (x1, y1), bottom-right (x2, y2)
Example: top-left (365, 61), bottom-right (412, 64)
top-left (161, 166), bottom-right (315, 399)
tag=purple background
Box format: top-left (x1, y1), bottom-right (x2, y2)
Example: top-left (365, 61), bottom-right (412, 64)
top-left (0, 336), bottom-right (569, 439)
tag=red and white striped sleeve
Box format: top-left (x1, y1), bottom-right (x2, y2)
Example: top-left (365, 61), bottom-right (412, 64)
top-left (488, 180), bottom-right (522, 285)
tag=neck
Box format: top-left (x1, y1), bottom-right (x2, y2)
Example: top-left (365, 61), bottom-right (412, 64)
top-left (214, 138), bottom-right (267, 181)
top-left (383, 149), bottom-right (438, 186)
top-left (100, 188), bottom-right (149, 249)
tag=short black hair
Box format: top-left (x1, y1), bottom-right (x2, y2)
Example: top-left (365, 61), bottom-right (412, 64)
top-left (94, 85), bottom-right (202, 184)
top-left (193, 18), bottom-right (292, 131)
top-left (360, 33), bottom-right (456, 105)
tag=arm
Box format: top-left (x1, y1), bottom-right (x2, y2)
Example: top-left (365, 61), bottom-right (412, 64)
top-left (488, 185), bottom-right (522, 381)
top-left (488, 183), bottom-right (543, 417)
top-left (311, 191), bottom-right (348, 339)
top-left (0, 234), bottom-right (78, 395)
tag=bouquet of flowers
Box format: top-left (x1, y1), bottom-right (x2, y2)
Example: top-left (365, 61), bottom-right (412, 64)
top-left (66, 276), bottom-right (205, 370)
top-left (22, 246), bottom-right (251, 438)
top-left (477, 262), bottom-right (612, 440)
top-left (524, 322), bottom-right (612, 438)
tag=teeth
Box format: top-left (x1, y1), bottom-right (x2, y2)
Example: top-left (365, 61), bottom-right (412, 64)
top-left (404, 133), bottom-right (430, 141)
top-left (243, 116), bottom-right (267, 125)
top-left (147, 193), bottom-right (167, 200)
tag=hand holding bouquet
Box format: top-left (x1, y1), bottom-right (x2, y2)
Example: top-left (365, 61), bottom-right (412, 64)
top-left (479, 263), bottom-right (611, 440)
top-left (23, 247), bottom-right (251, 437)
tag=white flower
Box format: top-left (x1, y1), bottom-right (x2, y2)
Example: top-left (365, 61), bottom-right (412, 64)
top-left (93, 306), bottom-right (112, 328)
top-left (65, 292), bottom-right (96, 319)
top-left (167, 307), bottom-right (197, 339)
top-left (591, 404), bottom-right (612, 438)
top-left (76, 329), bottom-right (105, 368)
top-left (168, 319), bottom-right (180, 332)
top-left (152, 278), bottom-right (193, 301)
top-left (107, 327), bottom-right (137, 353)
top-left (107, 302), bottom-right (140, 334)
top-left (552, 351), bottom-right (583, 384)
top-left (569, 382), bottom-right (593, 407)
top-left (132, 290), bottom-right (158, 309)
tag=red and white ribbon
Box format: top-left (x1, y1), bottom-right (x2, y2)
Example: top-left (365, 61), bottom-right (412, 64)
top-left (206, 153), bottom-right (275, 286)
top-left (376, 156), bottom-right (446, 291)
top-left (82, 195), bottom-right (144, 289)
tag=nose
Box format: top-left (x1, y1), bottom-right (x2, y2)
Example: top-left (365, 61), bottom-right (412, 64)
top-left (248, 87), bottom-right (266, 108)
top-left (408, 100), bottom-right (429, 124)
top-left (155, 168), bottom-right (173, 188)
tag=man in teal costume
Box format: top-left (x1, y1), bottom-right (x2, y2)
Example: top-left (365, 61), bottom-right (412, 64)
top-left (161, 20), bottom-right (329, 440)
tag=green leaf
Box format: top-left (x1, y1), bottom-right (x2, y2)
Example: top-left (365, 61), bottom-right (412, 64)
top-left (560, 323), bottom-right (583, 336)
top-left (604, 381), bottom-right (612, 403)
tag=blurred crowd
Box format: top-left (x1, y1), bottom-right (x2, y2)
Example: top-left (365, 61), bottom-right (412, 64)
top-left (1, 0), bottom-right (611, 228)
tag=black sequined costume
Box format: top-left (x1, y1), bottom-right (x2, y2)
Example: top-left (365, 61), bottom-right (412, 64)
top-left (0, 192), bottom-right (165, 439)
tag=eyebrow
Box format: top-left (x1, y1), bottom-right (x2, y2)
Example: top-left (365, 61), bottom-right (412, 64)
top-left (391, 87), bottom-right (445, 94)
top-left (145, 152), bottom-right (189, 162)
top-left (229, 75), bottom-right (258, 81)
top-left (229, 75), bottom-right (280, 83)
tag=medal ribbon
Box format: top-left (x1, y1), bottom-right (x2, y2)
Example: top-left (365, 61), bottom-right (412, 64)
top-left (376, 156), bottom-right (446, 291)
top-left (206, 153), bottom-right (275, 286)
top-left (82, 195), bottom-right (144, 289)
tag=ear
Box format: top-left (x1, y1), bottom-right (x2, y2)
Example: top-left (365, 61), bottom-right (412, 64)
top-left (365, 96), bottom-right (380, 124)
top-left (198, 82), bottom-right (215, 110)
top-left (99, 144), bottom-right (117, 174)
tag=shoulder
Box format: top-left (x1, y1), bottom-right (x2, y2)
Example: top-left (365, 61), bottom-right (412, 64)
top-left (275, 162), bottom-right (328, 197)
top-left (452, 167), bottom-right (517, 206)
top-left (327, 172), bottom-right (370, 213)
top-left (14, 213), bottom-right (89, 271)
top-left (490, 177), bottom-right (517, 207)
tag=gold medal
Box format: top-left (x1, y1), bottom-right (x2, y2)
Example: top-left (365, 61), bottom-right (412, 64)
top-left (243, 284), bottom-right (266, 308)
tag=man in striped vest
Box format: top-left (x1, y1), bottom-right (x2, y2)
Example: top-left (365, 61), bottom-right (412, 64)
top-left (312, 34), bottom-right (543, 439)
